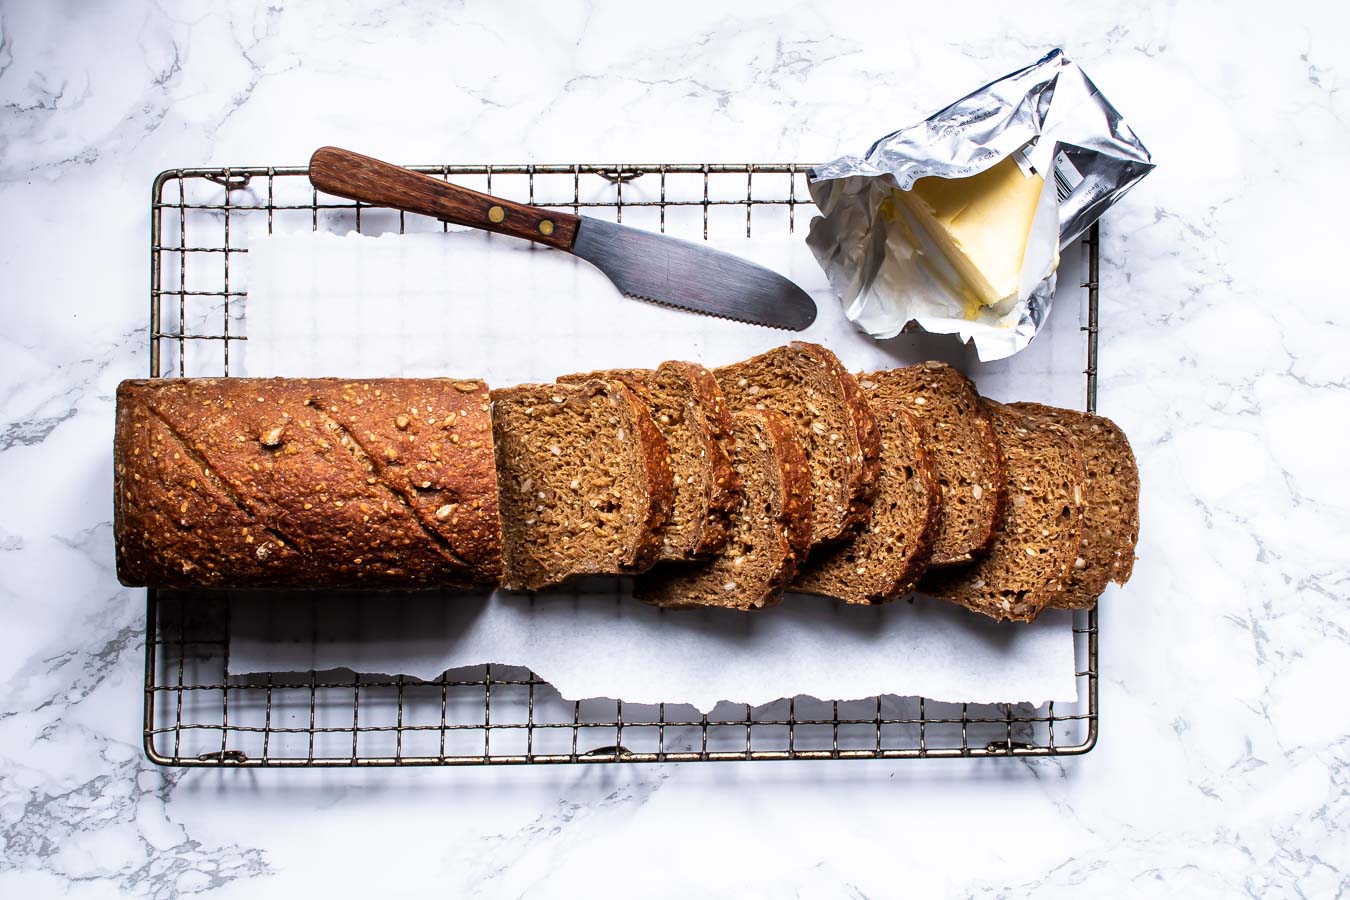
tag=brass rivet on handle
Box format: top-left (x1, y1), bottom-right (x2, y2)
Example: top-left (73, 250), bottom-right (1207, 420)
top-left (538, 219), bottom-right (555, 236)
top-left (487, 205), bottom-right (506, 224)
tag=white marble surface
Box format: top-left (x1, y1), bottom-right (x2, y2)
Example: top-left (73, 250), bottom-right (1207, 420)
top-left (2, 0), bottom-right (1347, 896)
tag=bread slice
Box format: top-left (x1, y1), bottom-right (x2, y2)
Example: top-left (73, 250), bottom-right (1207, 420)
top-left (715, 342), bottom-right (880, 546)
top-left (636, 408), bottom-right (812, 611)
top-left (859, 363), bottom-right (1005, 566)
top-left (919, 401), bottom-right (1086, 623)
top-left (559, 361), bottom-right (740, 561)
top-left (490, 380), bottom-right (672, 591)
top-left (792, 401), bottom-right (940, 603)
top-left (1009, 402), bottom-right (1140, 607)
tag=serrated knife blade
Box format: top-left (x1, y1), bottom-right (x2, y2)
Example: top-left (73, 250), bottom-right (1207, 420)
top-left (569, 217), bottom-right (816, 330)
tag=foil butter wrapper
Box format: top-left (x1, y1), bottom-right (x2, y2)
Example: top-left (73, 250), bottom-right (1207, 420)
top-left (807, 49), bottom-right (1154, 361)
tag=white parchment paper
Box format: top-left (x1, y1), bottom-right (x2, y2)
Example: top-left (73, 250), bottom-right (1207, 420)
top-left (230, 215), bottom-right (1086, 711)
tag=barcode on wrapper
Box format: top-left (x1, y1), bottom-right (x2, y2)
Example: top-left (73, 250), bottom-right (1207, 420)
top-left (1053, 150), bottom-right (1085, 202)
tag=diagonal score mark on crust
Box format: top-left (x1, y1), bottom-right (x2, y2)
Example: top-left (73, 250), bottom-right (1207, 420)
top-left (146, 406), bottom-right (311, 555)
top-left (306, 400), bottom-right (473, 571)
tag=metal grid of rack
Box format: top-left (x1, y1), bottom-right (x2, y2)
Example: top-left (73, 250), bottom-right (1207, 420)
top-left (144, 162), bottom-right (1100, 766)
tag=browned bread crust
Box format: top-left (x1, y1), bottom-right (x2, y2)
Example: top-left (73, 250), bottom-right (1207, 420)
top-left (764, 408), bottom-right (816, 575)
top-left (715, 342), bottom-right (880, 546)
top-left (663, 360), bottom-right (742, 555)
top-left (822, 345), bottom-right (884, 534)
top-left (114, 377), bottom-right (502, 588)
top-left (1009, 402), bottom-right (1140, 607)
top-left (792, 402), bottom-right (940, 604)
top-left (672, 360), bottom-right (736, 445)
top-left (636, 407), bottom-right (812, 610)
top-left (490, 380), bottom-right (672, 590)
top-left (919, 401), bottom-right (1086, 623)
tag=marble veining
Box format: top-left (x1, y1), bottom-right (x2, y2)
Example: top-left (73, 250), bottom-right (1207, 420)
top-left (1, 0), bottom-right (1347, 897)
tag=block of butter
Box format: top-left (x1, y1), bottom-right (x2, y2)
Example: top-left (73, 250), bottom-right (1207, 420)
top-left (885, 157), bottom-right (1045, 318)
top-left (806, 50), bottom-right (1154, 361)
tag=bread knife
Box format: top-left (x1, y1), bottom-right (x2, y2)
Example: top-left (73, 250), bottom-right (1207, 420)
top-left (309, 147), bottom-right (817, 331)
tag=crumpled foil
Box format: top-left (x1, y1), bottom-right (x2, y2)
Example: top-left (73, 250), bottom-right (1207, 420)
top-left (807, 49), bottom-right (1154, 360)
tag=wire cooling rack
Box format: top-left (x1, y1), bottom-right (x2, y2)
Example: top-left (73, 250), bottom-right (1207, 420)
top-left (144, 162), bottom-right (1101, 765)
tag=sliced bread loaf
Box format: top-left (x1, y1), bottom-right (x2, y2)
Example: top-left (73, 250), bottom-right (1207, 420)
top-left (792, 402), bottom-right (940, 603)
top-left (860, 363), bottom-right (1005, 566)
top-left (715, 342), bottom-right (880, 546)
top-left (559, 361), bottom-right (740, 561)
top-left (919, 401), bottom-right (1086, 623)
top-left (490, 380), bottom-right (672, 591)
top-left (1009, 402), bottom-right (1140, 607)
top-left (636, 408), bottom-right (812, 611)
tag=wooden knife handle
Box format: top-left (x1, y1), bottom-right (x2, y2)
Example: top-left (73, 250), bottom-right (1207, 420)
top-left (309, 146), bottom-right (580, 250)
